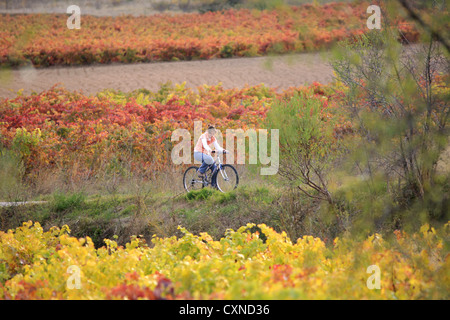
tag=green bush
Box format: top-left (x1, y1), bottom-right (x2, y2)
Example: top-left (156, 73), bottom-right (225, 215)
top-left (265, 92), bottom-right (339, 204)
top-left (52, 192), bottom-right (86, 212)
top-left (185, 188), bottom-right (216, 201)
top-left (212, 189), bottom-right (237, 203)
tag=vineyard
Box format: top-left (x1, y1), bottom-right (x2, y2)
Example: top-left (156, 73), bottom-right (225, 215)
top-left (0, 81), bottom-right (350, 180)
top-left (0, 1), bottom-right (449, 302)
top-left (0, 221), bottom-right (448, 299)
top-left (0, 2), bottom-right (420, 67)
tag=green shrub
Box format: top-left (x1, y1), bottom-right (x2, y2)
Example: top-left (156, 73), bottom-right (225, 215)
top-left (265, 93), bottom-right (339, 204)
top-left (212, 189), bottom-right (237, 203)
top-left (185, 188), bottom-right (216, 201)
top-left (52, 192), bottom-right (86, 212)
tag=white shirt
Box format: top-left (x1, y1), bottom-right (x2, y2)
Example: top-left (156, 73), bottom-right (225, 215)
top-left (202, 137), bottom-right (223, 153)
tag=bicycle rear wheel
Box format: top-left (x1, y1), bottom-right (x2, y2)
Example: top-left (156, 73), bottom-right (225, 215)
top-left (215, 164), bottom-right (239, 193)
top-left (183, 166), bottom-right (204, 192)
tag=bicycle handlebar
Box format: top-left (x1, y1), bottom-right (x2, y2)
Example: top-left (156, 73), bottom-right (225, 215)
top-left (211, 150), bottom-right (228, 154)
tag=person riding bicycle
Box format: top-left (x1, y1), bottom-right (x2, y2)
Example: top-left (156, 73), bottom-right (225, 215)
top-left (194, 125), bottom-right (227, 179)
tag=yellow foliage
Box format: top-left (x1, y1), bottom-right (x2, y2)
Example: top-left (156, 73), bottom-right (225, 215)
top-left (0, 221), bottom-right (448, 299)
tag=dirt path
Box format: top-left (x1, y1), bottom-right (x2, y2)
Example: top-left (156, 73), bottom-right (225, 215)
top-left (0, 201), bottom-right (47, 207)
top-left (0, 52), bottom-right (335, 99)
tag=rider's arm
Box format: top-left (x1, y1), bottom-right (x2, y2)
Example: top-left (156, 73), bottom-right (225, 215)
top-left (213, 140), bottom-right (225, 153)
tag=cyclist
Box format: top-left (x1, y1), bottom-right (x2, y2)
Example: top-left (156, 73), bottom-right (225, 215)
top-left (194, 125), bottom-right (227, 179)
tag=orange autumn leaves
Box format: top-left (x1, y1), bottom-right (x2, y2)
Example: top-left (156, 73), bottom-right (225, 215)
top-left (0, 82), bottom-right (348, 179)
top-left (0, 3), bottom-right (419, 67)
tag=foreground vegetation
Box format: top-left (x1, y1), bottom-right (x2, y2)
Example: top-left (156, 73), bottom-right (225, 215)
top-left (0, 220), bottom-right (448, 299)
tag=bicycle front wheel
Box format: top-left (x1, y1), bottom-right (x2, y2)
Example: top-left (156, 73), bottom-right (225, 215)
top-left (183, 166), bottom-right (204, 192)
top-left (215, 164), bottom-right (239, 193)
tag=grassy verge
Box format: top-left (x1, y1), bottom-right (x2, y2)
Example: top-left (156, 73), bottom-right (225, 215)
top-left (1, 178), bottom-right (350, 248)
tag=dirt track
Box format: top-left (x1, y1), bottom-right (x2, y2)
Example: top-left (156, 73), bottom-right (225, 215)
top-left (0, 52), bottom-right (335, 99)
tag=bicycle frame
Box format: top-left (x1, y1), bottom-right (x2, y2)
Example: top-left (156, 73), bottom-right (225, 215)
top-left (204, 152), bottom-right (230, 184)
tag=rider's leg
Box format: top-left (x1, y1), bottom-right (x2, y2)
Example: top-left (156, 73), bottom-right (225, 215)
top-left (208, 161), bottom-right (217, 174)
top-left (194, 151), bottom-right (215, 175)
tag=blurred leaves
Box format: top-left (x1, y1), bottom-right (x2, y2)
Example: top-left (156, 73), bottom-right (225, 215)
top-left (0, 220), bottom-right (448, 299)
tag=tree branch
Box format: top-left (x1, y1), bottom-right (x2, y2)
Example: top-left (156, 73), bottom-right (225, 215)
top-left (397, 0), bottom-right (450, 53)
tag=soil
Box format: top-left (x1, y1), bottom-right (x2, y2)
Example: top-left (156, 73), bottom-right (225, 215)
top-left (0, 53), bottom-right (335, 99)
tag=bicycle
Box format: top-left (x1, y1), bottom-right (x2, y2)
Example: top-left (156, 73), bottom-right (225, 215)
top-left (183, 150), bottom-right (239, 193)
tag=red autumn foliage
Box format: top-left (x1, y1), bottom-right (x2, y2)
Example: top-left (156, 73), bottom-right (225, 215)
top-left (0, 3), bottom-right (420, 67)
